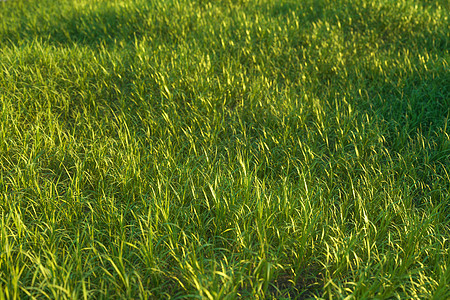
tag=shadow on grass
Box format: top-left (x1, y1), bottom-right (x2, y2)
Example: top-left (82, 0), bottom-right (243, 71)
top-left (0, 0), bottom-right (182, 48)
top-left (270, 0), bottom-right (448, 53)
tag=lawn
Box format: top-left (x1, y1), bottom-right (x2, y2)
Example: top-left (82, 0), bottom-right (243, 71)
top-left (0, 0), bottom-right (449, 298)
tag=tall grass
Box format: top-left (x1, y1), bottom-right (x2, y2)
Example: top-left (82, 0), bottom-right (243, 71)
top-left (0, 0), bottom-right (449, 298)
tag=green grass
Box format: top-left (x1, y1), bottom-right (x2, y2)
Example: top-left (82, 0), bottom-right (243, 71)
top-left (0, 0), bottom-right (449, 298)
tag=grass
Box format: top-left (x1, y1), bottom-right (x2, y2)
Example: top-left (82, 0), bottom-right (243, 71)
top-left (0, 0), bottom-right (449, 298)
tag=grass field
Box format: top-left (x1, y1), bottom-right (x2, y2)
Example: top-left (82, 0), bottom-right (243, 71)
top-left (0, 0), bottom-right (449, 298)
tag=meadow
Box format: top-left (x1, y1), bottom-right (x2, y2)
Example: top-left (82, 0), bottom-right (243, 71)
top-left (0, 0), bottom-right (449, 298)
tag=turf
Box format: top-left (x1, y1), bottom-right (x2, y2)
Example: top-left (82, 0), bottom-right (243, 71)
top-left (0, 0), bottom-right (449, 298)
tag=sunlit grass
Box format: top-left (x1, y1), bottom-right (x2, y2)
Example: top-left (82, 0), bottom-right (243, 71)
top-left (0, 0), bottom-right (449, 298)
